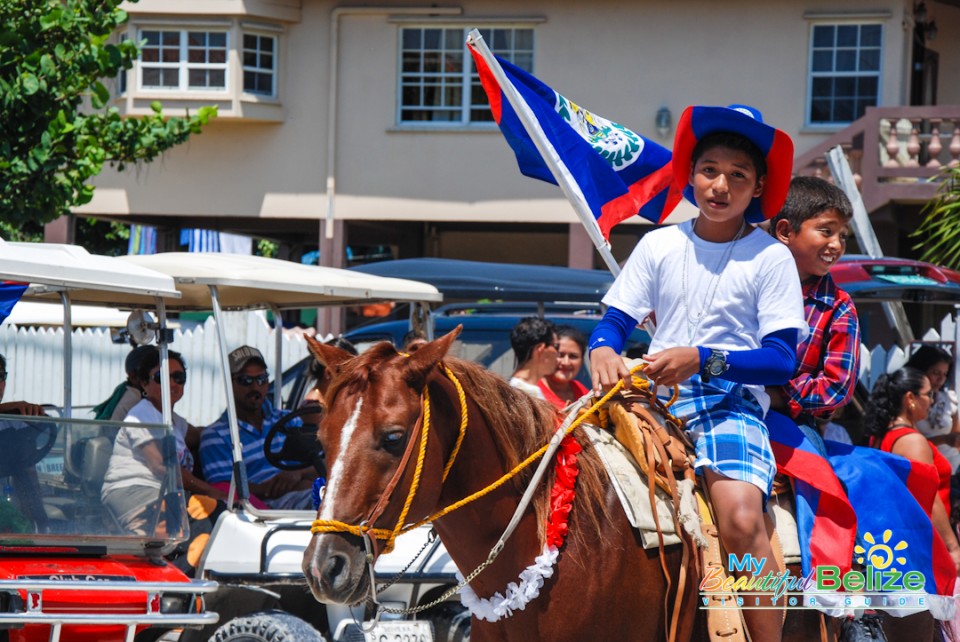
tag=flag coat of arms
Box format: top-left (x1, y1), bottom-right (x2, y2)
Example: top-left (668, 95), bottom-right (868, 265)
top-left (467, 44), bottom-right (681, 240)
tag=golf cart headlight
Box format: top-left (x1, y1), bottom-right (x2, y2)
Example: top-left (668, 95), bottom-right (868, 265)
top-left (160, 594), bottom-right (189, 613)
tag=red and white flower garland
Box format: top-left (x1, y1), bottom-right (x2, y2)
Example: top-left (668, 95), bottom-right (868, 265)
top-left (458, 435), bottom-right (581, 622)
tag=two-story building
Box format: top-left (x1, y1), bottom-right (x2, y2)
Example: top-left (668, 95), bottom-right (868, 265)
top-left (55, 0), bottom-right (960, 271)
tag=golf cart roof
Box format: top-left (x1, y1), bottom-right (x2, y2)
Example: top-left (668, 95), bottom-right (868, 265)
top-left (831, 255), bottom-right (960, 303)
top-left (122, 253), bottom-right (442, 310)
top-left (0, 239), bottom-right (181, 304)
top-left (351, 258), bottom-right (614, 302)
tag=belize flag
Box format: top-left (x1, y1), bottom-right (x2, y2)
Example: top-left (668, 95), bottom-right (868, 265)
top-left (826, 440), bottom-right (957, 598)
top-left (765, 412), bottom-right (857, 576)
top-left (466, 40), bottom-right (681, 240)
top-left (0, 282), bottom-right (27, 325)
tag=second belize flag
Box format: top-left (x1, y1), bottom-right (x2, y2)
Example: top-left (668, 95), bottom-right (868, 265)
top-left (0, 282), bottom-right (27, 326)
top-left (467, 42), bottom-right (681, 240)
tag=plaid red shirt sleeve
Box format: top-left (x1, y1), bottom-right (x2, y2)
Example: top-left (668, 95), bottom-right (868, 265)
top-left (782, 273), bottom-right (861, 420)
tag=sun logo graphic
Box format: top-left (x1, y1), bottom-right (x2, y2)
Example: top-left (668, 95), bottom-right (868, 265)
top-left (855, 529), bottom-right (909, 570)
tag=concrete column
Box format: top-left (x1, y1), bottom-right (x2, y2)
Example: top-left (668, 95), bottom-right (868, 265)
top-left (567, 223), bottom-right (594, 269)
top-left (44, 215), bottom-right (75, 244)
top-left (318, 219), bottom-right (346, 336)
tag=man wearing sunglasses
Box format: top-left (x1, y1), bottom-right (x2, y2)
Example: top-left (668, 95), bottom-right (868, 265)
top-left (200, 346), bottom-right (315, 510)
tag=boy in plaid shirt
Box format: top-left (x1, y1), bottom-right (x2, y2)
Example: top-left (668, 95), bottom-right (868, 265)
top-left (766, 176), bottom-right (860, 438)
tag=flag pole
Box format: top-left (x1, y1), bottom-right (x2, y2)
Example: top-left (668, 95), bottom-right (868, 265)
top-left (466, 30), bottom-right (621, 277)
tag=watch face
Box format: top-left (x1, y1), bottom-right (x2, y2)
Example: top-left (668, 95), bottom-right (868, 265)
top-left (708, 361), bottom-right (725, 376)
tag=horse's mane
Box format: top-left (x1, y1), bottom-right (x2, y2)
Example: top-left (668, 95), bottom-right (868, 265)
top-left (325, 342), bottom-right (611, 557)
top-left (437, 357), bottom-right (610, 556)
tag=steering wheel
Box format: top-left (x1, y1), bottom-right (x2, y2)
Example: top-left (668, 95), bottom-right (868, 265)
top-left (264, 405), bottom-right (326, 474)
top-left (25, 422), bottom-right (57, 467)
top-left (0, 415), bottom-right (58, 473)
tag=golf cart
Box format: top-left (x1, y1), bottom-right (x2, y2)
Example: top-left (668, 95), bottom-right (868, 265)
top-left (0, 239), bottom-right (218, 642)
top-left (120, 253), bottom-right (466, 642)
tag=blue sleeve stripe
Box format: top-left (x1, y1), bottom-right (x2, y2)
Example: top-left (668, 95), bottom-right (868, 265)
top-left (588, 306), bottom-right (638, 354)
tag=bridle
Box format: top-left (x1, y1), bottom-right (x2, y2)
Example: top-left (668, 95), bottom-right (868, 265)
top-left (310, 363), bottom-right (468, 555)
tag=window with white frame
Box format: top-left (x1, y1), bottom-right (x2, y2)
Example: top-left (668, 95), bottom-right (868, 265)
top-left (399, 26), bottom-right (533, 124)
top-left (139, 29), bottom-right (228, 91)
top-left (242, 33), bottom-right (277, 96)
top-left (808, 23), bottom-right (882, 125)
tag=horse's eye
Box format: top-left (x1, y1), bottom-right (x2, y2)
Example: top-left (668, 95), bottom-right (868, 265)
top-left (380, 430), bottom-right (407, 454)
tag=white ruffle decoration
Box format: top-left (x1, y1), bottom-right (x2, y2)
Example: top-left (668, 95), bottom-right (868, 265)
top-left (458, 545), bottom-right (559, 622)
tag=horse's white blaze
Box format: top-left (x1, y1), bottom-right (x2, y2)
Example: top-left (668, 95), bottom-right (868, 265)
top-left (319, 396), bottom-right (363, 520)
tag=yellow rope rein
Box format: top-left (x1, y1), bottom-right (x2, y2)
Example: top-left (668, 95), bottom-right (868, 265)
top-left (310, 362), bottom-right (677, 551)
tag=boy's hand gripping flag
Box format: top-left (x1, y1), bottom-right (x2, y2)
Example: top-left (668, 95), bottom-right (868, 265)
top-left (466, 38), bottom-right (681, 241)
top-left (0, 282), bottom-right (27, 325)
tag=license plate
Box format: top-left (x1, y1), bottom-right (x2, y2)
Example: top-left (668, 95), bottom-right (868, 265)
top-left (363, 619), bottom-right (434, 642)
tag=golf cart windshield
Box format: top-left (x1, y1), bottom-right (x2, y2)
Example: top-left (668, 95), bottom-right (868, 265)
top-left (0, 414), bottom-right (187, 554)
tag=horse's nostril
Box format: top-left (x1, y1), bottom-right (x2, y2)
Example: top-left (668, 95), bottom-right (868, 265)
top-left (321, 552), bottom-right (348, 589)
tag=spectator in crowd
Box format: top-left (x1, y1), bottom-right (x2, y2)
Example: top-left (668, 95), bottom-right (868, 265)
top-left (200, 346), bottom-right (315, 509)
top-left (0, 353), bottom-right (50, 530)
top-left (906, 344), bottom-right (960, 472)
top-left (508, 317), bottom-right (559, 401)
top-left (92, 344), bottom-right (154, 421)
top-left (101, 349), bottom-right (226, 573)
top-left (538, 325), bottom-right (589, 410)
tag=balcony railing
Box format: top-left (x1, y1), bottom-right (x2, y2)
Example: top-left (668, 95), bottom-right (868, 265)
top-left (794, 105), bottom-right (960, 213)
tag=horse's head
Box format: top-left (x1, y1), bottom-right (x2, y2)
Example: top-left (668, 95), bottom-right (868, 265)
top-left (301, 327), bottom-right (461, 604)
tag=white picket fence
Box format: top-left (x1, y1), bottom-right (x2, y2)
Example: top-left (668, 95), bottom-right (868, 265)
top-left (860, 311), bottom-right (960, 393)
top-left (0, 311), bottom-right (309, 426)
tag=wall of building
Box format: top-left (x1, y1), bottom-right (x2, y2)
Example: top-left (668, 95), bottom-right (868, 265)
top-left (87, 0), bottom-right (919, 263)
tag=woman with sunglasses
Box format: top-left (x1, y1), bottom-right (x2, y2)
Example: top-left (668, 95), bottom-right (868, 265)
top-left (102, 348), bottom-right (226, 538)
top-left (866, 367), bottom-right (960, 573)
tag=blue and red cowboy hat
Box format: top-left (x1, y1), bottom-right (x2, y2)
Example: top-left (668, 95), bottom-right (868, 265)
top-left (671, 104), bottom-right (794, 223)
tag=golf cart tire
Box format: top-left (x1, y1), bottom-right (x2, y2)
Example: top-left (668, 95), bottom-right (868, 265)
top-left (210, 611), bottom-right (328, 642)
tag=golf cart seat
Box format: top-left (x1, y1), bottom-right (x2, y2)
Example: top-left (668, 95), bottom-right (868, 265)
top-left (42, 428), bottom-right (121, 532)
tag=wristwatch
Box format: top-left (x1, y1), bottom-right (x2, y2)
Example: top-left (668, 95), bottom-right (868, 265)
top-left (701, 349), bottom-right (728, 383)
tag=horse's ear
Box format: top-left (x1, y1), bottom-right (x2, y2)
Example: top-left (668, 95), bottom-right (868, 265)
top-left (306, 334), bottom-right (354, 371)
top-left (404, 325), bottom-right (462, 382)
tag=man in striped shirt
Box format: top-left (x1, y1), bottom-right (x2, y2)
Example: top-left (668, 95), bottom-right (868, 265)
top-left (200, 346), bottom-right (315, 509)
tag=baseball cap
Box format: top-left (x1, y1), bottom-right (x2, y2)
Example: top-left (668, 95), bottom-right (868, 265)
top-left (229, 346), bottom-right (267, 375)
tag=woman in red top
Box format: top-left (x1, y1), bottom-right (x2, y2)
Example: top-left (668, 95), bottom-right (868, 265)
top-left (538, 326), bottom-right (590, 411)
top-left (866, 367), bottom-right (960, 573)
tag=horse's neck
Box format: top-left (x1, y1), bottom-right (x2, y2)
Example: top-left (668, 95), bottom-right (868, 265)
top-left (431, 385), bottom-right (543, 596)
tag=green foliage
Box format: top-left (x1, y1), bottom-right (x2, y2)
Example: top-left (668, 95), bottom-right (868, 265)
top-left (0, 0), bottom-right (216, 226)
top-left (76, 218), bottom-right (129, 255)
top-left (911, 165), bottom-right (960, 269)
top-left (256, 239), bottom-right (279, 258)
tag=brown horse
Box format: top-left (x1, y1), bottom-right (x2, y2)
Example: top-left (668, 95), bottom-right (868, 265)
top-left (301, 329), bottom-right (823, 641)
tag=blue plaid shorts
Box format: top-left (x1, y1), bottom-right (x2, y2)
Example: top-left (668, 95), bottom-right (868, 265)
top-left (659, 376), bottom-right (775, 498)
